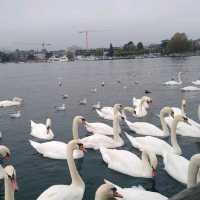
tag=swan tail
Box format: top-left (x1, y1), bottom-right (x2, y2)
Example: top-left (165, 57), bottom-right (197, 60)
top-left (30, 120), bottom-right (36, 128)
top-left (99, 147), bottom-right (110, 163)
top-left (29, 140), bottom-right (42, 154)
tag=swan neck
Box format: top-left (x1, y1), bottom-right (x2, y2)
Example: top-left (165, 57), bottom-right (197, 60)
top-left (4, 176), bottom-right (14, 200)
top-left (178, 73), bottom-right (182, 83)
top-left (112, 114), bottom-right (121, 141)
top-left (187, 155), bottom-right (200, 188)
top-left (139, 99), bottom-right (145, 111)
top-left (141, 151), bottom-right (151, 171)
top-left (67, 144), bottom-right (84, 187)
top-left (95, 192), bottom-right (108, 200)
top-left (171, 118), bottom-right (181, 154)
top-left (72, 120), bottom-right (79, 140)
top-left (160, 110), bottom-right (169, 135)
top-left (181, 104), bottom-right (186, 115)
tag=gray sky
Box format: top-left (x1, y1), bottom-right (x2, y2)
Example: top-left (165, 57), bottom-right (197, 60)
top-left (0, 0), bottom-right (199, 50)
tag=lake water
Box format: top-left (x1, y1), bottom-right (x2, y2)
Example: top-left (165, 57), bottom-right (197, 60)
top-left (0, 56), bottom-right (200, 200)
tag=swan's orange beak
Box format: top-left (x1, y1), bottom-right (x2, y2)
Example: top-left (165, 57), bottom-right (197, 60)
top-left (79, 143), bottom-right (87, 152)
top-left (4, 153), bottom-right (10, 160)
top-left (113, 191), bottom-right (123, 198)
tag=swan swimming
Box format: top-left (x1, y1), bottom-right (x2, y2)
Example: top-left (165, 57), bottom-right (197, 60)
top-left (163, 153), bottom-right (200, 186)
top-left (55, 104), bottom-right (66, 111)
top-left (125, 115), bottom-right (190, 156)
top-left (37, 139), bottom-right (86, 200)
top-left (29, 116), bottom-right (86, 160)
top-left (0, 98), bottom-right (22, 108)
top-left (104, 179), bottom-right (167, 200)
top-left (96, 104), bottom-right (123, 120)
top-left (125, 106), bottom-right (174, 137)
top-left (164, 99), bottom-right (200, 137)
top-left (30, 118), bottom-right (54, 140)
top-left (163, 72), bottom-right (182, 86)
top-left (81, 105), bottom-right (124, 149)
top-left (100, 148), bottom-right (158, 178)
top-left (192, 80), bottom-right (200, 85)
top-left (181, 85), bottom-right (200, 92)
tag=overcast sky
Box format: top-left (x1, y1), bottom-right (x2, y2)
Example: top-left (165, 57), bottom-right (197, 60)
top-left (0, 0), bottom-right (199, 50)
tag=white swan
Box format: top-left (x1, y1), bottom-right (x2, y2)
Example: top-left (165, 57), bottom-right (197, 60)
top-left (132, 96), bottom-right (152, 109)
top-left (125, 115), bottom-right (190, 156)
top-left (95, 183), bottom-right (123, 200)
top-left (192, 80), bottom-right (200, 85)
top-left (164, 100), bottom-right (200, 137)
top-left (9, 111), bottom-right (21, 118)
top-left (0, 98), bottom-right (21, 108)
top-left (0, 145), bottom-right (11, 180)
top-left (81, 107), bottom-right (124, 150)
top-left (55, 104), bottom-right (66, 111)
top-left (37, 139), bottom-right (85, 200)
top-left (29, 116), bottom-right (86, 160)
top-left (181, 85), bottom-right (200, 92)
top-left (163, 72), bottom-right (182, 85)
top-left (30, 118), bottom-right (54, 140)
top-left (96, 104), bottom-right (122, 120)
top-left (125, 107), bottom-right (174, 137)
top-left (104, 179), bottom-right (167, 200)
top-left (3, 165), bottom-right (18, 200)
top-left (132, 96), bottom-right (152, 118)
top-left (100, 147), bottom-right (157, 178)
top-left (164, 153), bottom-right (200, 186)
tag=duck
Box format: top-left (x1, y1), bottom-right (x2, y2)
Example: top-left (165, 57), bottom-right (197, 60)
top-left (125, 106), bottom-right (174, 137)
top-left (132, 96), bottom-right (152, 118)
top-left (3, 165), bottom-right (18, 200)
top-left (163, 72), bottom-right (182, 86)
top-left (104, 179), bottom-right (167, 200)
top-left (125, 115), bottom-right (190, 156)
top-left (92, 101), bottom-right (101, 109)
top-left (0, 145), bottom-right (11, 180)
top-left (100, 148), bottom-right (157, 178)
top-left (30, 118), bottom-right (54, 140)
top-left (37, 139), bottom-right (86, 200)
top-left (163, 153), bottom-right (200, 186)
top-left (181, 85), bottom-right (200, 92)
top-left (29, 116), bottom-right (86, 160)
top-left (62, 94), bottom-right (69, 99)
top-left (79, 98), bottom-right (87, 105)
top-left (55, 104), bottom-right (66, 111)
top-left (95, 183), bottom-right (123, 200)
top-left (9, 110), bottom-right (21, 118)
top-left (81, 106), bottom-right (124, 150)
top-left (164, 100), bottom-right (200, 137)
top-left (96, 104), bottom-right (123, 120)
top-left (192, 80), bottom-right (200, 85)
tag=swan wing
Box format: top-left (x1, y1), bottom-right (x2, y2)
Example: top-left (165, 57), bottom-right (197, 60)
top-left (163, 153), bottom-right (188, 184)
top-left (100, 148), bottom-right (148, 177)
top-left (85, 122), bottom-right (113, 135)
top-left (37, 185), bottom-right (84, 200)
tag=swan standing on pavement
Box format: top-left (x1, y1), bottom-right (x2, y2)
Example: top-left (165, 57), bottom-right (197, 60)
top-left (163, 72), bottom-right (182, 86)
top-left (125, 107), bottom-right (174, 137)
top-left (30, 118), bottom-right (54, 140)
top-left (3, 165), bottom-right (18, 200)
top-left (81, 105), bottom-right (124, 149)
top-left (125, 115), bottom-right (190, 156)
top-left (104, 179), bottom-right (167, 200)
top-left (0, 145), bottom-right (11, 180)
top-left (37, 140), bottom-right (86, 200)
top-left (95, 183), bottom-right (123, 200)
top-left (164, 153), bottom-right (200, 186)
top-left (164, 100), bottom-right (200, 137)
top-left (96, 104), bottom-right (123, 120)
top-left (29, 116), bottom-right (86, 160)
top-left (100, 148), bottom-right (158, 178)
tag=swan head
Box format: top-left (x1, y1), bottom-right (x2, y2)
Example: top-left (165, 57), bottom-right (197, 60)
top-left (174, 115), bottom-right (191, 125)
top-left (113, 104), bottom-right (123, 112)
top-left (46, 118), bottom-right (52, 134)
top-left (4, 165), bottom-right (18, 192)
top-left (95, 183), bottom-right (123, 199)
top-left (0, 145), bottom-right (11, 159)
top-left (73, 116), bottom-right (86, 126)
top-left (68, 139), bottom-right (86, 152)
top-left (160, 106), bottom-right (174, 118)
top-left (141, 96), bottom-right (152, 108)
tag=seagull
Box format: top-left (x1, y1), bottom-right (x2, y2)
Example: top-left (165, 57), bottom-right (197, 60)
top-left (80, 98), bottom-right (87, 105)
top-left (55, 104), bottom-right (66, 111)
top-left (92, 101), bottom-right (101, 109)
top-left (91, 88), bottom-right (97, 93)
top-left (9, 110), bottom-right (21, 118)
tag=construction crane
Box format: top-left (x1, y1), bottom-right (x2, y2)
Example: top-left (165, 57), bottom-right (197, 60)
top-left (78, 30), bottom-right (109, 49)
top-left (13, 42), bottom-right (52, 50)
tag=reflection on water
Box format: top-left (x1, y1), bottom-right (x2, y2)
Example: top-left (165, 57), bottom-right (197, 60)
top-left (0, 57), bottom-right (200, 199)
